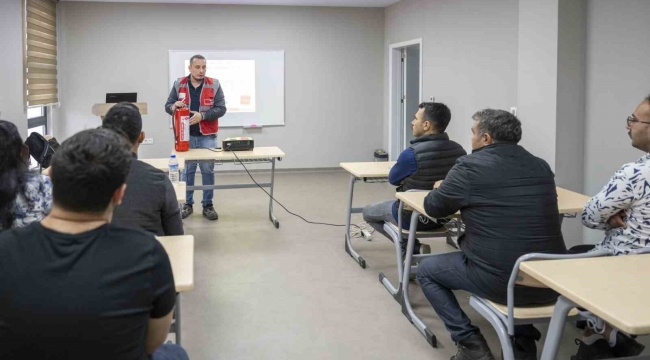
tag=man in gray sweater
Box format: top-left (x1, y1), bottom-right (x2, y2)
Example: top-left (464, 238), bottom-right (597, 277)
top-left (102, 102), bottom-right (184, 236)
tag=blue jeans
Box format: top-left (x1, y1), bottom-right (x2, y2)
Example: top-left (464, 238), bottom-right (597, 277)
top-left (362, 200), bottom-right (396, 239)
top-left (416, 251), bottom-right (538, 342)
top-left (182, 134), bottom-right (216, 207)
top-left (150, 343), bottom-right (189, 360)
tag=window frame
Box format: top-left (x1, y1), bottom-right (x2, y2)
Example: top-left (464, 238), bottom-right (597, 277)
top-left (27, 106), bottom-right (47, 134)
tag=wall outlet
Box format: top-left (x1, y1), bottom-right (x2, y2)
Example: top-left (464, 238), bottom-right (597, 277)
top-left (430, 96), bottom-right (435, 102)
top-left (143, 138), bottom-right (154, 145)
top-left (510, 107), bottom-right (517, 116)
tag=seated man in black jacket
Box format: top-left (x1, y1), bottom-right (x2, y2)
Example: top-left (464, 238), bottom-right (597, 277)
top-left (362, 102), bottom-right (466, 256)
top-left (102, 102), bottom-right (184, 236)
top-left (417, 109), bottom-right (566, 360)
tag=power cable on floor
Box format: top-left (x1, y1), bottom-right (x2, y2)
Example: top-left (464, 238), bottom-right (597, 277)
top-left (202, 146), bottom-right (365, 231)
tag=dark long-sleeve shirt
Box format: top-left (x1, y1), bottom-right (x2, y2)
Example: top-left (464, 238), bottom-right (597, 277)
top-left (388, 148), bottom-right (418, 186)
top-left (111, 154), bottom-right (184, 236)
top-left (424, 143), bottom-right (565, 305)
top-left (388, 148), bottom-right (418, 227)
top-left (187, 79), bottom-right (203, 136)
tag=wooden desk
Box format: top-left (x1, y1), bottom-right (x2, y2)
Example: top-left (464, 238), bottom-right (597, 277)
top-left (339, 161), bottom-right (396, 269)
top-left (394, 186), bottom-right (592, 348)
top-left (173, 146), bottom-right (285, 161)
top-left (521, 255), bottom-right (650, 335)
top-left (157, 235), bottom-right (194, 346)
top-left (43, 167), bottom-right (187, 203)
top-left (140, 157), bottom-right (186, 171)
top-left (173, 182), bottom-right (186, 203)
top-left (340, 161), bottom-right (396, 178)
top-left (43, 157), bottom-right (189, 174)
top-left (172, 146), bottom-right (286, 228)
top-left (555, 187), bottom-right (592, 214)
top-left (396, 187), bottom-right (589, 216)
top-left (157, 235), bottom-right (194, 293)
top-left (521, 255), bottom-right (650, 360)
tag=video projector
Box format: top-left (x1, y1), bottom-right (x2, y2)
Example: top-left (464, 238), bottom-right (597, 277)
top-left (222, 137), bottom-right (254, 151)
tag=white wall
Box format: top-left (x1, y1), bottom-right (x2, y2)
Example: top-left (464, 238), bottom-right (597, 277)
top-left (384, 0), bottom-right (519, 153)
top-left (57, 2), bottom-right (384, 168)
top-left (583, 0), bottom-right (650, 243)
top-left (0, 0), bottom-right (27, 134)
top-left (385, 0), bottom-right (595, 246)
top-left (555, 0), bottom-right (587, 247)
top-left (517, 0), bottom-right (558, 170)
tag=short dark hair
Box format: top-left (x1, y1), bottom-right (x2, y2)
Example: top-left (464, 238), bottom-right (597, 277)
top-left (189, 54), bottom-right (206, 65)
top-left (418, 102), bottom-right (452, 132)
top-left (645, 93), bottom-right (650, 102)
top-left (50, 128), bottom-right (132, 213)
top-left (102, 102), bottom-right (142, 144)
top-left (0, 120), bottom-right (27, 229)
top-left (472, 109), bottom-right (522, 144)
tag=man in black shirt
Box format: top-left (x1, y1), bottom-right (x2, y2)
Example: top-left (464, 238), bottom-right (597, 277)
top-left (0, 129), bottom-right (188, 360)
top-left (103, 102), bottom-right (184, 236)
top-left (417, 109), bottom-right (566, 360)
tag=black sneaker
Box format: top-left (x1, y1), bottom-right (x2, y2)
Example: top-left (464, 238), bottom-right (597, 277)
top-left (400, 239), bottom-right (431, 258)
top-left (512, 325), bottom-right (541, 360)
top-left (571, 339), bottom-right (615, 360)
top-left (181, 204), bottom-right (193, 219)
top-left (512, 336), bottom-right (537, 360)
top-left (203, 205), bottom-right (218, 221)
top-left (451, 333), bottom-right (496, 360)
top-left (612, 332), bottom-right (645, 358)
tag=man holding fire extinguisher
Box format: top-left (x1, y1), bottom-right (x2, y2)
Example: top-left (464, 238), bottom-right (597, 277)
top-left (165, 54), bottom-right (226, 221)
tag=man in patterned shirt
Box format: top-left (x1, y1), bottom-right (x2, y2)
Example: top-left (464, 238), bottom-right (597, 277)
top-left (575, 94), bottom-right (650, 359)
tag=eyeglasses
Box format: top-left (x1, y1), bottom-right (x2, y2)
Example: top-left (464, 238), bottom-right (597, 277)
top-left (627, 114), bottom-right (650, 127)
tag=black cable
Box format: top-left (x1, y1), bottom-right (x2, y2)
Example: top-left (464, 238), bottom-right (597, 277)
top-left (201, 146), bottom-right (361, 230)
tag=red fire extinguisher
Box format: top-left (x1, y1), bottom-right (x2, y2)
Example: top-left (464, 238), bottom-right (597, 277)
top-left (173, 107), bottom-right (190, 152)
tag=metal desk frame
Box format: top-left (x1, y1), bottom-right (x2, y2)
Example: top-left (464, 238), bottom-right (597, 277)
top-left (184, 156), bottom-right (283, 228)
top-left (379, 199), bottom-right (458, 319)
top-left (343, 174), bottom-right (390, 268)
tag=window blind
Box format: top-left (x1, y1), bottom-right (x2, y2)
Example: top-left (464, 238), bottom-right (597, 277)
top-left (24, 0), bottom-right (58, 107)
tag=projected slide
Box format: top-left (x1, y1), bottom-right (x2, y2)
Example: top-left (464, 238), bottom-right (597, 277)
top-left (184, 59), bottom-right (256, 113)
top-left (170, 50), bottom-right (284, 127)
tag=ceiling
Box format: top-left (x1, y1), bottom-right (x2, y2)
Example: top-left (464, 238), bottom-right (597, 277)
top-left (59, 0), bottom-right (401, 7)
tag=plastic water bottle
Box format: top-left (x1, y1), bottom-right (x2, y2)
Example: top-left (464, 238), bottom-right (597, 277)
top-left (168, 155), bottom-right (180, 184)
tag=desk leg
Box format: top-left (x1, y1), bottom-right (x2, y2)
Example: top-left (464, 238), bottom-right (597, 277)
top-left (401, 210), bottom-right (437, 348)
top-left (540, 295), bottom-right (577, 360)
top-left (344, 175), bottom-right (365, 269)
top-left (175, 293), bottom-right (182, 345)
top-left (268, 157), bottom-right (279, 229)
top-left (380, 200), bottom-right (406, 303)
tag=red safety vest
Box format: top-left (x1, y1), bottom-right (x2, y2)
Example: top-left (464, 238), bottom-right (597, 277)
top-left (175, 76), bottom-right (219, 135)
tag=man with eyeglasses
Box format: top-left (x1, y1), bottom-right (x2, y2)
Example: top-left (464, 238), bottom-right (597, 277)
top-left (574, 94), bottom-right (650, 359)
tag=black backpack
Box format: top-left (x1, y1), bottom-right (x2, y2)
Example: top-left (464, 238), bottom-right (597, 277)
top-left (24, 133), bottom-right (58, 169)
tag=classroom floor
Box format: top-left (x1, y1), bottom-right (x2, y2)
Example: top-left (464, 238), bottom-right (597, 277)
top-left (180, 169), bottom-right (648, 360)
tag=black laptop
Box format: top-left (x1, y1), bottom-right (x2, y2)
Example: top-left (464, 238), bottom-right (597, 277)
top-left (106, 93), bottom-right (137, 103)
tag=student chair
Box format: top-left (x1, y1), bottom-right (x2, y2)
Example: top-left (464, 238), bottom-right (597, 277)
top-left (469, 250), bottom-right (613, 360)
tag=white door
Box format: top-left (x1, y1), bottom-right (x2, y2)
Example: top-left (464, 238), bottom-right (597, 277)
top-left (403, 45), bottom-right (421, 149)
top-left (389, 39), bottom-right (422, 160)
